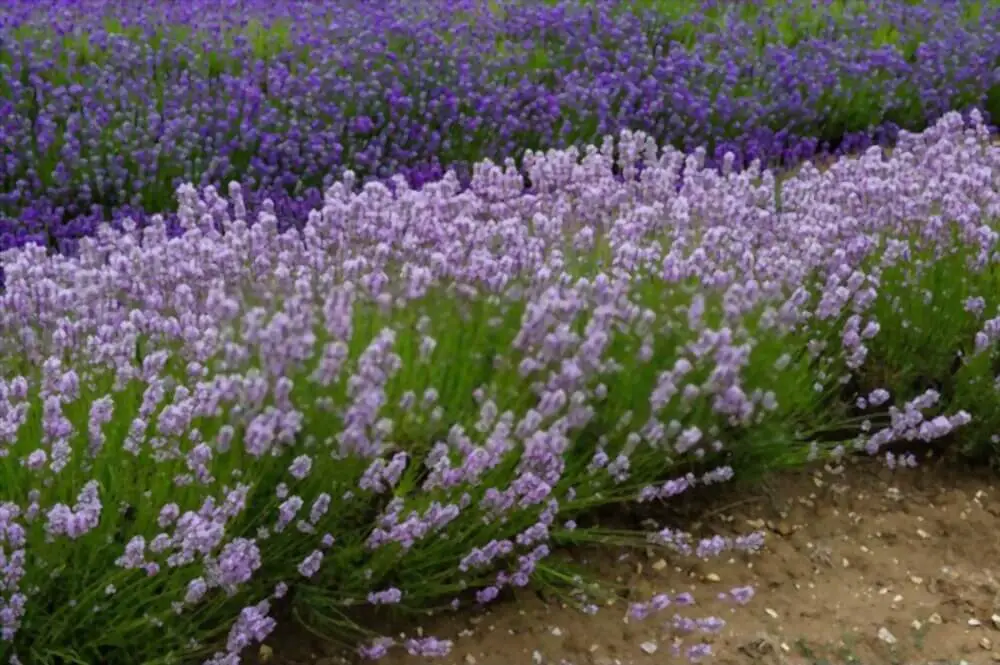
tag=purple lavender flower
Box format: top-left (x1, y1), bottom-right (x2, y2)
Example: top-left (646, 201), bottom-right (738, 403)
top-left (297, 550), bottom-right (324, 578)
top-left (367, 587), bottom-right (403, 605)
top-left (403, 636), bottom-right (452, 657)
top-left (475, 586), bottom-right (500, 605)
top-left (359, 637), bottom-right (396, 660)
top-left (47, 482), bottom-right (102, 540)
top-left (212, 538), bottom-right (262, 592)
top-left (185, 578), bottom-right (209, 605)
top-left (288, 455), bottom-right (313, 480)
top-left (224, 601), bottom-right (276, 654)
top-left (687, 643), bottom-right (713, 662)
top-left (729, 586), bottom-right (756, 605)
top-left (867, 388), bottom-right (891, 407)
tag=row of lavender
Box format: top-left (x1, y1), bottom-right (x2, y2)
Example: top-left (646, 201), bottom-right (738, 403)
top-left (0, 111), bottom-right (998, 664)
top-left (2, 0), bottom-right (1000, 251)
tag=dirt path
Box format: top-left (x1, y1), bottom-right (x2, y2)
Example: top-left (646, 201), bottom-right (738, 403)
top-left (282, 460), bottom-right (1000, 665)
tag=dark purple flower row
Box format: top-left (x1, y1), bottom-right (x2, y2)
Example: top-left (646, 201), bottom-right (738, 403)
top-left (1, 0), bottom-right (999, 252)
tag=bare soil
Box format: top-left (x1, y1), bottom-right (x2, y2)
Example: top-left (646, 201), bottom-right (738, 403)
top-left (274, 459), bottom-right (1000, 665)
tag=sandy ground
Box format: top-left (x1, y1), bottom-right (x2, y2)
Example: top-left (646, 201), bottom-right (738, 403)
top-left (272, 458), bottom-right (1000, 665)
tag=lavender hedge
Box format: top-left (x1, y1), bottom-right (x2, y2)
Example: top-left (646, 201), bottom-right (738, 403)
top-left (0, 111), bottom-right (999, 664)
top-left (2, 0), bottom-right (1000, 251)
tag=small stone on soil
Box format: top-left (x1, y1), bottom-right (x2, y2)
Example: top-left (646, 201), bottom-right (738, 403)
top-left (769, 520), bottom-right (794, 536)
top-left (877, 627), bottom-right (897, 645)
top-left (639, 641), bottom-right (658, 654)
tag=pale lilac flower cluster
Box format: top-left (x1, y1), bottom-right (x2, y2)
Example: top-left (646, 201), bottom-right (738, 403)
top-left (0, 505), bottom-right (27, 642)
top-left (858, 389), bottom-right (972, 458)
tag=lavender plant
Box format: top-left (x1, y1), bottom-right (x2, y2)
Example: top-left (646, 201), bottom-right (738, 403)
top-left (0, 111), bottom-right (997, 663)
top-left (1, 0), bottom-right (999, 251)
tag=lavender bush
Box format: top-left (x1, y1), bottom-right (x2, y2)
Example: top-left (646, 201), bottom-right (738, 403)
top-left (0, 111), bottom-right (998, 663)
top-left (2, 0), bottom-right (1000, 251)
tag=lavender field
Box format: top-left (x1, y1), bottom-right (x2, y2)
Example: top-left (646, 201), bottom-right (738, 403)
top-left (2, 0), bottom-right (1000, 250)
top-left (1, 1), bottom-right (1000, 664)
